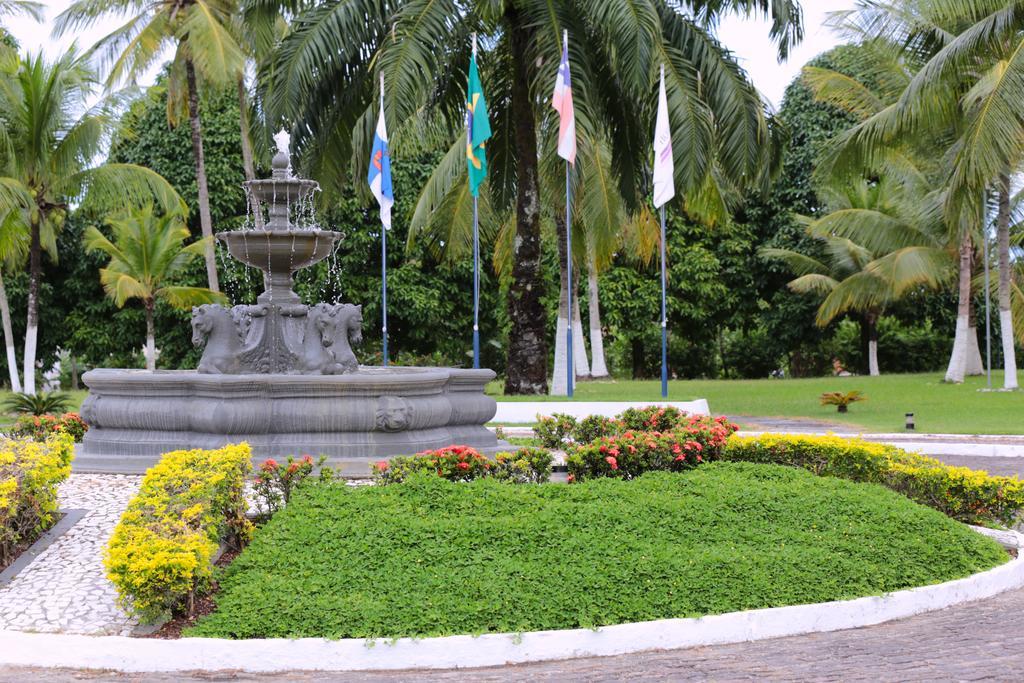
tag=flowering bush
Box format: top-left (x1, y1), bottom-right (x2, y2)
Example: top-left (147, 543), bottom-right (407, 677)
top-left (0, 433), bottom-right (75, 565)
top-left (105, 443), bottom-right (252, 622)
top-left (566, 415), bottom-right (739, 482)
top-left (492, 447), bottom-right (553, 484)
top-left (373, 445), bottom-right (493, 484)
top-left (618, 405), bottom-right (689, 432)
top-left (10, 412), bottom-right (88, 443)
top-left (253, 455), bottom-right (329, 518)
top-left (533, 413), bottom-right (577, 449)
top-left (373, 445), bottom-right (553, 485)
top-left (572, 414), bottom-right (623, 444)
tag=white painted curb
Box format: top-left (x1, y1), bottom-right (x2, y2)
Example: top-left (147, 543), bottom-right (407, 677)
top-left (493, 400), bottom-right (710, 423)
top-left (0, 534), bottom-right (1021, 674)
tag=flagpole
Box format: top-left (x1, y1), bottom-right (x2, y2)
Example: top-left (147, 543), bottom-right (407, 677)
top-left (566, 157), bottom-right (574, 398)
top-left (562, 29), bottom-right (574, 399)
top-left (379, 74), bottom-right (389, 367)
top-left (469, 33), bottom-right (480, 370)
top-left (660, 205), bottom-right (668, 398)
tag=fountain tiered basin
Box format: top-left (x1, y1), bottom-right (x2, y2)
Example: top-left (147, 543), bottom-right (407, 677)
top-left (77, 134), bottom-right (505, 476)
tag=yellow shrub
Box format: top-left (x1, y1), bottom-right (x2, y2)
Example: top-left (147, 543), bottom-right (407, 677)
top-left (725, 433), bottom-right (1024, 526)
top-left (0, 433), bottom-right (75, 563)
top-left (105, 443), bottom-right (253, 622)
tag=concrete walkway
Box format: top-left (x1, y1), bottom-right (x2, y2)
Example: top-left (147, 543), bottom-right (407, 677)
top-left (2, 584), bottom-right (1023, 681)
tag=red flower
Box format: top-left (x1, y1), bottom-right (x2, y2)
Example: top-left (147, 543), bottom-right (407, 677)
top-left (605, 456), bottom-right (618, 470)
top-left (609, 448), bottom-right (620, 457)
top-left (672, 443), bottom-right (682, 454)
top-left (375, 460), bottom-right (389, 471)
top-left (599, 445), bottom-right (608, 454)
top-left (261, 459), bottom-right (278, 471)
top-left (674, 454), bottom-right (685, 462)
top-left (457, 461), bottom-right (470, 470)
top-left (567, 474), bottom-right (575, 483)
top-left (627, 445), bottom-right (637, 454)
top-left (302, 454), bottom-right (314, 464)
top-left (287, 462), bottom-right (300, 474)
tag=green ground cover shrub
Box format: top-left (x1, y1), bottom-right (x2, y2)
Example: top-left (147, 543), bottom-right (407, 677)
top-left (105, 443), bottom-right (253, 622)
top-left (189, 463), bottom-right (1007, 640)
top-left (725, 434), bottom-right (1024, 526)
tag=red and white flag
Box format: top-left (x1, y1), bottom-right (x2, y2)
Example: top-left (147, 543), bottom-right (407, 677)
top-left (551, 30), bottom-right (576, 165)
top-left (653, 64), bottom-right (675, 208)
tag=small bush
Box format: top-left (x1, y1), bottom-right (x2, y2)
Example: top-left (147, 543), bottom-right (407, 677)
top-left (2, 391), bottom-right (74, 416)
top-left (724, 433), bottom-right (1024, 526)
top-left (373, 446), bottom-right (553, 485)
top-left (573, 414), bottom-right (623, 444)
top-left (10, 412), bottom-right (88, 443)
top-left (0, 433), bottom-right (75, 565)
top-left (617, 405), bottom-right (688, 432)
top-left (253, 455), bottom-right (329, 518)
top-left (567, 415), bottom-right (739, 482)
top-left (820, 391), bottom-right (866, 413)
top-left (533, 413), bottom-right (577, 449)
top-left (493, 448), bottom-right (553, 483)
top-left (105, 443), bottom-right (253, 622)
top-left (373, 445), bottom-right (494, 484)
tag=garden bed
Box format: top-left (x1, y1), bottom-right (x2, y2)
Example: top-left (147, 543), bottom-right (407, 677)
top-left (187, 462), bottom-right (1008, 640)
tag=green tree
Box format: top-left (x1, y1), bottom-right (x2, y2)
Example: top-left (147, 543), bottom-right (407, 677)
top-left (85, 206), bottom-right (223, 370)
top-left (258, 0), bottom-right (803, 394)
top-left (0, 50), bottom-right (183, 393)
top-left (56, 0), bottom-right (248, 293)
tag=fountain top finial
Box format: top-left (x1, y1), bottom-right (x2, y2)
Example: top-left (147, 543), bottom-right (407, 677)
top-left (271, 128), bottom-right (291, 178)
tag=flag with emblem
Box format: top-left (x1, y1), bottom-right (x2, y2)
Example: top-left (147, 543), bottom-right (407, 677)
top-left (466, 49), bottom-right (491, 197)
top-left (367, 78), bottom-right (393, 229)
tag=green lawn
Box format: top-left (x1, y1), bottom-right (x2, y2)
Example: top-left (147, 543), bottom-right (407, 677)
top-left (489, 372), bottom-right (1024, 434)
top-left (188, 464), bottom-right (1006, 639)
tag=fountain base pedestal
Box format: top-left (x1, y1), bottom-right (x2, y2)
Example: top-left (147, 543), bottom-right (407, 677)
top-left (77, 366), bottom-right (507, 477)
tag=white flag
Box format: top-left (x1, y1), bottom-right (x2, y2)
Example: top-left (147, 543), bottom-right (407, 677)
top-left (652, 65), bottom-right (674, 208)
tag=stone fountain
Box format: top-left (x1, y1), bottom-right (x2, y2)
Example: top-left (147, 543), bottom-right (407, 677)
top-left (78, 132), bottom-right (503, 475)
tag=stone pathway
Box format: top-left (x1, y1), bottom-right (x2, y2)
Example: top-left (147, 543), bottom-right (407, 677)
top-left (0, 474), bottom-right (140, 636)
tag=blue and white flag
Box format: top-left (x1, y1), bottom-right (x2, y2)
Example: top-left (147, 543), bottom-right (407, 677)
top-left (368, 78), bottom-right (394, 229)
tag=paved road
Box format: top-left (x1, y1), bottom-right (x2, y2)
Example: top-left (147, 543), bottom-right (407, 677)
top-left (3, 584), bottom-right (1023, 682)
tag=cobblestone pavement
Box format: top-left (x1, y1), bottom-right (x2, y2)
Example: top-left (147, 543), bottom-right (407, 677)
top-left (2, 585), bottom-right (1024, 681)
top-left (0, 474), bottom-right (141, 636)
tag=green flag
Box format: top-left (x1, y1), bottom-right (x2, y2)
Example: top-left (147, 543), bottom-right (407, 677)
top-left (466, 53), bottom-right (491, 197)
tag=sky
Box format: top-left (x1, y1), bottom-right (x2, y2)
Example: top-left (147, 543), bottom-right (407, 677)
top-left (8, 0), bottom-right (859, 109)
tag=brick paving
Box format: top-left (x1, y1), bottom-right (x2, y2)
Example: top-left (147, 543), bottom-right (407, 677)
top-left (2, 584), bottom-right (1024, 681)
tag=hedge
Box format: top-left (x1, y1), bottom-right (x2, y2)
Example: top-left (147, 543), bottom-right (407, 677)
top-left (724, 433), bottom-right (1024, 527)
top-left (105, 443), bottom-right (253, 622)
top-left (0, 433), bottom-right (75, 565)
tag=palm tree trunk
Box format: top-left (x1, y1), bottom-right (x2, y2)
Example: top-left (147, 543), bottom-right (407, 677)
top-left (503, 6), bottom-right (547, 395)
top-left (997, 173), bottom-right (1018, 389)
top-left (0, 270), bottom-right (21, 392)
top-left (144, 299), bottom-right (156, 372)
top-left (237, 75), bottom-right (264, 230)
top-left (966, 291), bottom-right (984, 376)
top-left (945, 233), bottom-right (973, 383)
top-left (587, 253), bottom-right (609, 379)
top-left (186, 58), bottom-right (220, 293)
top-left (572, 286), bottom-right (591, 380)
top-left (23, 219), bottom-right (41, 395)
top-left (550, 214), bottom-right (570, 396)
top-left (866, 311), bottom-right (880, 377)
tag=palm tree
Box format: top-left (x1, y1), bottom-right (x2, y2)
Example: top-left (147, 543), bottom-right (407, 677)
top-left (0, 211), bottom-right (27, 391)
top-left (761, 171), bottom-right (953, 375)
top-left (85, 206), bottom-right (224, 370)
top-left (0, 50), bottom-right (184, 394)
top-left (258, 0), bottom-right (803, 393)
top-left (821, 0), bottom-right (1021, 385)
top-left (55, 0), bottom-right (248, 294)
